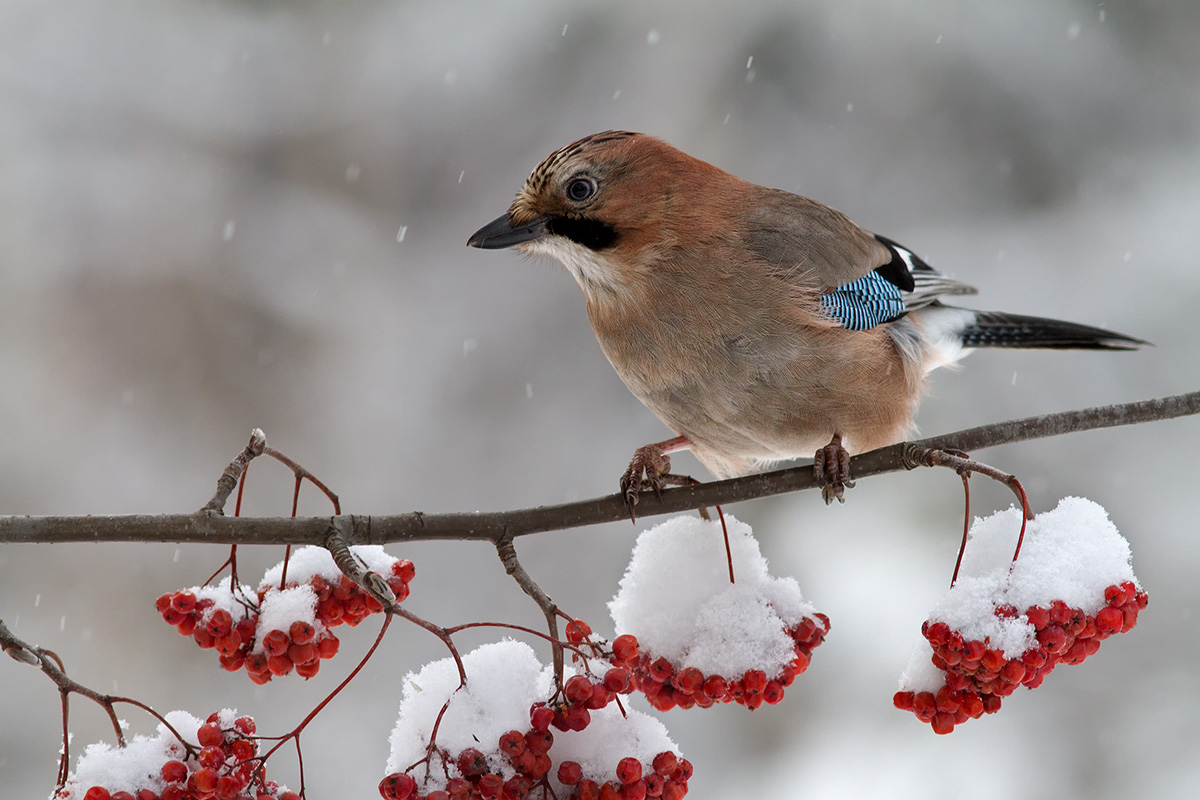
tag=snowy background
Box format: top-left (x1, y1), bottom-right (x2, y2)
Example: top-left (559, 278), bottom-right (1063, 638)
top-left (2, 1), bottom-right (1199, 798)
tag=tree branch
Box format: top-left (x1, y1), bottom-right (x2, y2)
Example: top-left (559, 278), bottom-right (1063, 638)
top-left (2, 391), bottom-right (1197, 546)
top-left (0, 617), bottom-right (196, 788)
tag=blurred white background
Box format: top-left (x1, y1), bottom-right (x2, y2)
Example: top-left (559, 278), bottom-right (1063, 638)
top-left (2, 1), bottom-right (1198, 798)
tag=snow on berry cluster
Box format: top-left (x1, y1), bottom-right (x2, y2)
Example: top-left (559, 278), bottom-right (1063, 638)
top-left (607, 514), bottom-right (829, 711)
top-left (381, 640), bottom-right (691, 800)
top-left (895, 497), bottom-right (1147, 734)
top-left (53, 709), bottom-right (295, 800)
top-left (156, 545), bottom-right (414, 683)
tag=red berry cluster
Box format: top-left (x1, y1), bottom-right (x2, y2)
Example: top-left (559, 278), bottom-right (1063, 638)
top-left (306, 561), bottom-right (414, 628)
top-left (556, 749), bottom-right (692, 800)
top-left (561, 620), bottom-right (640, 722)
top-left (379, 673), bottom-right (691, 800)
top-left (156, 559), bottom-right (414, 683)
top-left (379, 722), bottom-right (555, 800)
top-left (544, 666), bottom-right (633, 732)
top-left (155, 590), bottom-right (261, 675)
top-left (608, 613), bottom-right (830, 711)
top-left (894, 581), bottom-right (1148, 734)
top-left (63, 713), bottom-right (296, 800)
top-left (240, 614), bottom-right (341, 684)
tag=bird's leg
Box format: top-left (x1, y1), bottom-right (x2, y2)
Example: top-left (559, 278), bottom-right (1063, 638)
top-left (814, 433), bottom-right (856, 505)
top-left (619, 435), bottom-right (695, 520)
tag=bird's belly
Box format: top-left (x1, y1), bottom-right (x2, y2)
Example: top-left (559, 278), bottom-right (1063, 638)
top-left (638, 385), bottom-right (829, 466)
top-left (628, 360), bottom-right (918, 478)
top-left (595, 315), bottom-right (922, 477)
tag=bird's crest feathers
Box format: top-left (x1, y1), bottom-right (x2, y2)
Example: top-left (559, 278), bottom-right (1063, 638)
top-left (511, 131), bottom-right (643, 225)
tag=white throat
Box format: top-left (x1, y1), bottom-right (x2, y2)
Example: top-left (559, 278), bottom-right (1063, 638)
top-left (521, 236), bottom-right (626, 300)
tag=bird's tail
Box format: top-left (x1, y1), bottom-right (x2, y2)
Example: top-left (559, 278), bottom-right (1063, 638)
top-left (955, 309), bottom-right (1148, 350)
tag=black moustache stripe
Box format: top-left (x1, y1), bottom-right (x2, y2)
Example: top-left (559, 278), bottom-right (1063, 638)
top-left (547, 216), bottom-right (620, 250)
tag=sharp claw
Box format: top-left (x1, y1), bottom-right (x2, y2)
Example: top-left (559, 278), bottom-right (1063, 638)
top-left (619, 443), bottom-right (697, 522)
top-left (821, 483), bottom-right (844, 505)
top-left (623, 488), bottom-right (639, 523)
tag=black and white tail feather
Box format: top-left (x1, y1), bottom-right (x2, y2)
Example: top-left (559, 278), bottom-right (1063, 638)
top-left (955, 310), bottom-right (1145, 350)
top-left (820, 234), bottom-right (1147, 356)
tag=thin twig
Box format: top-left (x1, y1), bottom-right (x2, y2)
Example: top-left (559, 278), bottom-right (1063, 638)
top-left (495, 536), bottom-right (563, 686)
top-left (322, 523), bottom-right (466, 681)
top-left (443, 621), bottom-right (595, 663)
top-left (201, 429), bottom-right (266, 515)
top-left (324, 524), bottom-right (396, 607)
top-left (0, 619), bottom-right (194, 790)
top-left (389, 605), bottom-right (467, 685)
top-left (264, 446), bottom-right (341, 515)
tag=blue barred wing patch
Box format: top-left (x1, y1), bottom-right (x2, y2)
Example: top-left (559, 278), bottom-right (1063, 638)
top-left (819, 271), bottom-right (907, 330)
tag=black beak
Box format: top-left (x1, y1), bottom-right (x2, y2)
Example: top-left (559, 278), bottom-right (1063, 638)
top-left (467, 213), bottom-right (550, 249)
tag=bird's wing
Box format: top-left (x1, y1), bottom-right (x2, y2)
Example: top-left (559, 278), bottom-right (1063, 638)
top-left (743, 188), bottom-right (977, 330)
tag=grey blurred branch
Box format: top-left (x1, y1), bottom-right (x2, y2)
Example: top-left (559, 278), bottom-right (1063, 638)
top-left (1, 391), bottom-right (1197, 546)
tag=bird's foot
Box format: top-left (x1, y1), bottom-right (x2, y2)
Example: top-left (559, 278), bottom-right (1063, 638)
top-left (619, 441), bottom-right (697, 522)
top-left (814, 434), bottom-right (855, 505)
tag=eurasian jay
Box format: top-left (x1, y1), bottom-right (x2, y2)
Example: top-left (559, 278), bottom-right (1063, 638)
top-left (468, 131), bottom-right (1144, 505)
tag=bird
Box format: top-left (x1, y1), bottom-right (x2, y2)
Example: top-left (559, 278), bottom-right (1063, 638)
top-left (467, 131), bottom-right (1145, 507)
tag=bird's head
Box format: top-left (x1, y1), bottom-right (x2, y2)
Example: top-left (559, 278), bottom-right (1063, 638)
top-left (468, 131), bottom-right (738, 299)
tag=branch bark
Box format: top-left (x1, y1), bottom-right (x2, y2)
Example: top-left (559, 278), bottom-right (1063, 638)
top-left (2, 391), bottom-right (1197, 547)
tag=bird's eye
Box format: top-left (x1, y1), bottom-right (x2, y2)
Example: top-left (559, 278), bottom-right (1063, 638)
top-left (567, 177), bottom-right (596, 202)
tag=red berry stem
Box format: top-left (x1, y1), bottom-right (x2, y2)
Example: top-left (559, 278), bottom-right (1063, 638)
top-left (950, 472), bottom-right (971, 587)
top-left (922, 448), bottom-right (1034, 582)
top-left (445, 621), bottom-right (593, 659)
top-left (261, 442), bottom-right (342, 515)
top-left (1007, 477), bottom-right (1032, 566)
top-left (278, 544), bottom-right (293, 591)
top-left (201, 546), bottom-right (240, 590)
top-left (258, 609), bottom-right (395, 765)
top-left (716, 505), bottom-right (734, 585)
